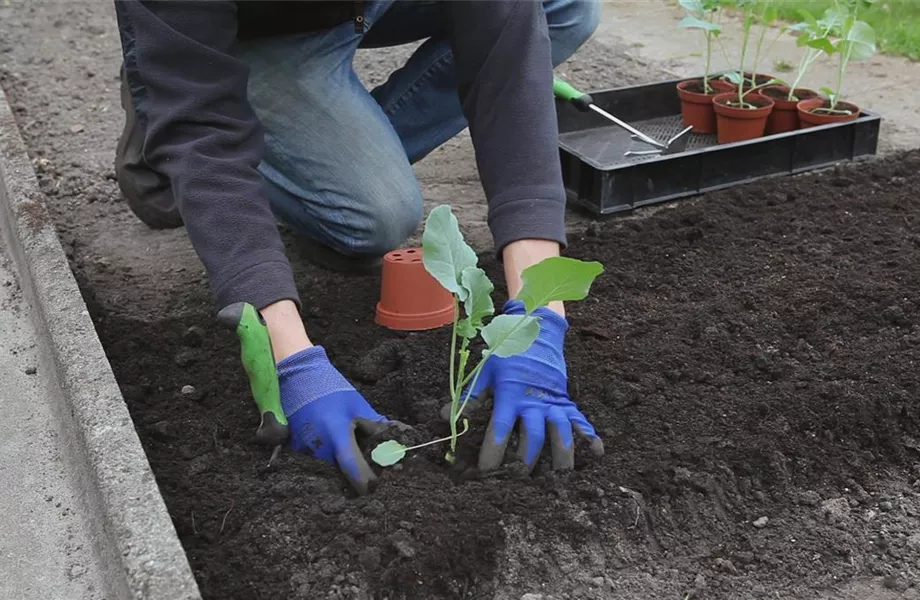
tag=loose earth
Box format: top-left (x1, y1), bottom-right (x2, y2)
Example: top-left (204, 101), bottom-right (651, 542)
top-left (90, 152), bottom-right (920, 599)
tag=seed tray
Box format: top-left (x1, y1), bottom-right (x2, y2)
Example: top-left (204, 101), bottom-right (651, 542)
top-left (556, 77), bottom-right (881, 216)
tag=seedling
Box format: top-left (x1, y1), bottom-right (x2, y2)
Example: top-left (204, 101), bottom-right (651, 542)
top-left (802, 0), bottom-right (877, 113)
top-left (370, 205), bottom-right (603, 468)
top-left (721, 0), bottom-right (787, 108)
top-left (784, 7), bottom-right (839, 101)
top-left (677, 0), bottom-right (723, 93)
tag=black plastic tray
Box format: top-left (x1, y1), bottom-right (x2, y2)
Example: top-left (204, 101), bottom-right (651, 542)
top-left (556, 77), bottom-right (881, 216)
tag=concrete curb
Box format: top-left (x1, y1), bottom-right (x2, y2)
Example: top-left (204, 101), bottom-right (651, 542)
top-left (0, 87), bottom-right (201, 598)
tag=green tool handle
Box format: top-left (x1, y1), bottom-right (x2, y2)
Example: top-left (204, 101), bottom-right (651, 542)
top-left (553, 77), bottom-right (593, 112)
top-left (217, 302), bottom-right (289, 447)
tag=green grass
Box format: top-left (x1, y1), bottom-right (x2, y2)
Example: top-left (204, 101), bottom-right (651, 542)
top-left (753, 1), bottom-right (920, 60)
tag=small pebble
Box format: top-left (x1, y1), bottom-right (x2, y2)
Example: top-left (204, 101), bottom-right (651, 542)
top-left (180, 385), bottom-right (204, 401)
top-left (389, 536), bottom-right (415, 559)
top-left (24, 366), bottom-right (36, 375)
top-left (69, 124), bottom-right (84, 133)
top-left (753, 516), bottom-right (769, 528)
top-left (879, 500), bottom-right (894, 512)
top-left (796, 490), bottom-right (821, 506)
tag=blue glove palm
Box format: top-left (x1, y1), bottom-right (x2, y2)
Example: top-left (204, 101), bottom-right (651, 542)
top-left (465, 300), bottom-right (605, 472)
top-left (277, 345), bottom-right (390, 494)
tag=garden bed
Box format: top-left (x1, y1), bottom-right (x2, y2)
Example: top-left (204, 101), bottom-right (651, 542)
top-left (83, 150), bottom-right (920, 599)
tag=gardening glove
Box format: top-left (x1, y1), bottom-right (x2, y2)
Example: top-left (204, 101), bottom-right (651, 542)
top-left (464, 299), bottom-right (605, 472)
top-left (277, 345), bottom-right (391, 495)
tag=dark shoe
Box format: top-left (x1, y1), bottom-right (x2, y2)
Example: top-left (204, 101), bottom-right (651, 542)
top-left (114, 64), bottom-right (183, 229)
top-left (292, 236), bottom-right (383, 275)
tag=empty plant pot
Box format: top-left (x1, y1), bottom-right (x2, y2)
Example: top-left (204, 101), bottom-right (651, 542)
top-left (761, 85), bottom-right (821, 134)
top-left (713, 92), bottom-right (775, 144)
top-left (375, 247), bottom-right (454, 331)
top-left (797, 98), bottom-right (861, 128)
top-left (676, 78), bottom-right (737, 134)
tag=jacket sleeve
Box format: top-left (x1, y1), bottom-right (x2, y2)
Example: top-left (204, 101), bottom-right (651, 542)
top-left (114, 0), bottom-right (300, 311)
top-left (442, 0), bottom-right (568, 256)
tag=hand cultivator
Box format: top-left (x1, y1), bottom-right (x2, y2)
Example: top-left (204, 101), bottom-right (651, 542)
top-left (553, 76), bottom-right (693, 156)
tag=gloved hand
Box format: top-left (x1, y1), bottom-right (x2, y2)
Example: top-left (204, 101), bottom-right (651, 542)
top-left (463, 299), bottom-right (605, 472)
top-left (277, 345), bottom-right (391, 494)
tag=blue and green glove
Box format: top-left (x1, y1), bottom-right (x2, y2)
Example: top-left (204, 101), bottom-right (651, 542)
top-left (463, 299), bottom-right (605, 471)
top-left (277, 345), bottom-right (393, 495)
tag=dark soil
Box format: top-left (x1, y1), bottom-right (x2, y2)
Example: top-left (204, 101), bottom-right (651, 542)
top-left (761, 85), bottom-right (820, 103)
top-left (715, 94), bottom-right (773, 110)
top-left (808, 99), bottom-right (862, 116)
top-left (86, 151), bottom-right (920, 600)
top-left (4, 2), bottom-right (920, 599)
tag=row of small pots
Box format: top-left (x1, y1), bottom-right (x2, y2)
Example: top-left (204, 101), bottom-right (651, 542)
top-left (676, 76), bottom-right (862, 144)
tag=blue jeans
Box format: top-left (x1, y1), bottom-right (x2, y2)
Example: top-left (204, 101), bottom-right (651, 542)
top-left (237, 0), bottom-right (599, 257)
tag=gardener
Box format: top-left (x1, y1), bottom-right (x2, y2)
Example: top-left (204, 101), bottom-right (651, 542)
top-left (114, 0), bottom-right (606, 494)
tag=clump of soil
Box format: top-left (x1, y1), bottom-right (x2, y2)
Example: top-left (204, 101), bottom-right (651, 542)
top-left (87, 151), bottom-right (920, 599)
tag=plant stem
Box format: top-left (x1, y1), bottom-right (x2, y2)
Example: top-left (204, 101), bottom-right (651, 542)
top-left (448, 300), bottom-right (459, 395)
top-left (447, 341), bottom-right (470, 461)
top-left (408, 418), bottom-right (471, 455)
top-left (704, 31), bottom-right (712, 92)
top-left (834, 23), bottom-right (856, 111)
top-left (454, 311), bottom-right (536, 421)
top-left (751, 4), bottom-right (769, 77)
top-left (738, 13), bottom-right (752, 105)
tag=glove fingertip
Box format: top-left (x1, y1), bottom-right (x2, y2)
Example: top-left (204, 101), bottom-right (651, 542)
top-left (588, 436), bottom-right (605, 457)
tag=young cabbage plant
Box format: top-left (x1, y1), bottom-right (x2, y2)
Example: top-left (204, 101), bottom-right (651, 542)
top-left (370, 205), bottom-right (604, 468)
top-left (677, 0), bottom-right (723, 93)
top-left (815, 0), bottom-right (877, 112)
top-left (721, 0), bottom-right (786, 107)
top-left (747, 1), bottom-right (787, 84)
top-left (785, 8), bottom-right (839, 101)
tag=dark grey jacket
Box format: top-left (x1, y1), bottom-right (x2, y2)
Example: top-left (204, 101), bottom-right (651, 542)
top-left (113, 0), bottom-right (567, 310)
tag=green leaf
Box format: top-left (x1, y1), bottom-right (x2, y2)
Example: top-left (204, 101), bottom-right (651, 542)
top-left (804, 36), bottom-right (835, 54)
top-left (421, 205), bottom-right (478, 301)
top-left (679, 0), bottom-right (704, 14)
top-left (460, 267), bottom-right (494, 329)
top-left (516, 256), bottom-right (604, 314)
top-left (481, 314), bottom-right (540, 358)
top-left (456, 318), bottom-right (476, 339)
top-left (840, 20), bottom-right (876, 61)
top-left (820, 86), bottom-right (838, 105)
top-left (761, 4), bottom-right (778, 25)
top-left (678, 14), bottom-right (721, 31)
top-left (371, 440), bottom-right (407, 467)
top-left (722, 71), bottom-right (743, 84)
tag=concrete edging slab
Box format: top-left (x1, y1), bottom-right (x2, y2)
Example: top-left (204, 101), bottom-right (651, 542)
top-left (0, 86), bottom-right (201, 598)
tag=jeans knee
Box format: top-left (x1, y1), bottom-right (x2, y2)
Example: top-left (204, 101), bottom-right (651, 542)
top-left (547, 0), bottom-right (600, 64)
top-left (350, 179), bottom-right (423, 256)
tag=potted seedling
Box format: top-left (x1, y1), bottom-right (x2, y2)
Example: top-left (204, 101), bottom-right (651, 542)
top-left (676, 0), bottom-right (734, 133)
top-left (370, 205), bottom-right (603, 469)
top-left (761, 8), bottom-right (834, 133)
top-left (712, 0), bottom-right (781, 143)
top-left (718, 0), bottom-right (785, 92)
top-left (797, 0), bottom-right (877, 127)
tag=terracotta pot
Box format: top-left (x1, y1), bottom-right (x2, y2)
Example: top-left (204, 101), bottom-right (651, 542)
top-left (712, 92), bottom-right (775, 144)
top-left (676, 78), bottom-right (736, 134)
top-left (761, 85), bottom-right (821, 134)
top-left (797, 98), bottom-right (861, 128)
top-left (375, 247), bottom-right (454, 331)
